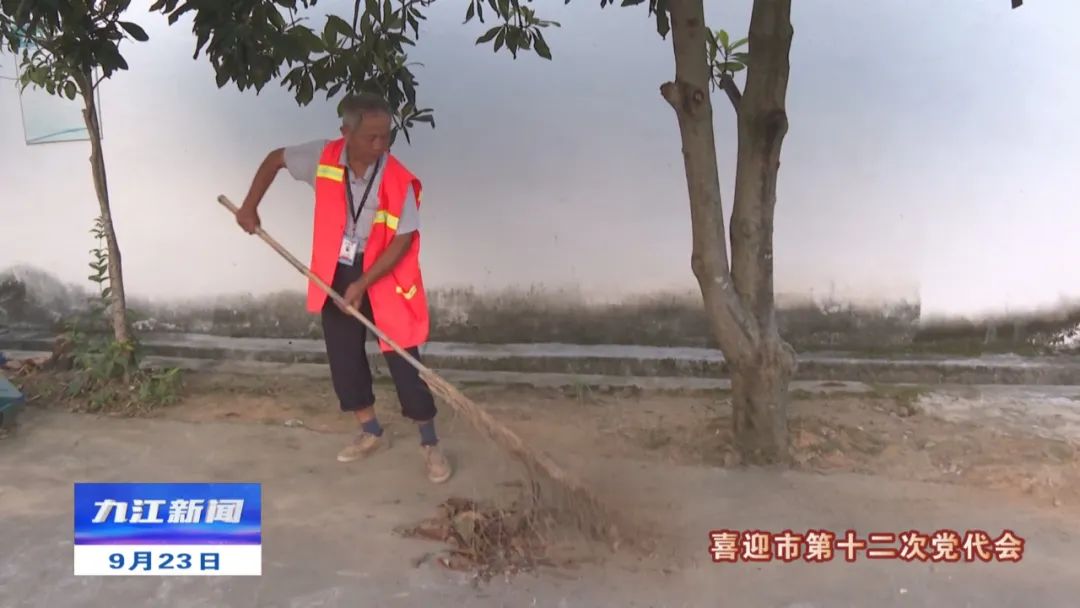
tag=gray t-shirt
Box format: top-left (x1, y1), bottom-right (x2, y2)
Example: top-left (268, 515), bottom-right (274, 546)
top-left (283, 139), bottom-right (419, 263)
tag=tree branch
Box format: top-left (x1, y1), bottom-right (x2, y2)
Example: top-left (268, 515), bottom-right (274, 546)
top-left (659, 79), bottom-right (682, 110)
top-left (729, 0), bottom-right (793, 338)
top-left (351, 0), bottom-right (361, 40)
top-left (719, 73), bottom-right (741, 113)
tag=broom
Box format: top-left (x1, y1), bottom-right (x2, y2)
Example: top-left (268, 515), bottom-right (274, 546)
top-left (216, 195), bottom-right (618, 544)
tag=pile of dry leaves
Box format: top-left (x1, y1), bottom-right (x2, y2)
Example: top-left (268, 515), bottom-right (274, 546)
top-left (395, 496), bottom-right (559, 581)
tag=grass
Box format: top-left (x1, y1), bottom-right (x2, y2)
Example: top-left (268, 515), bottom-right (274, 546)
top-left (15, 366), bottom-right (184, 416)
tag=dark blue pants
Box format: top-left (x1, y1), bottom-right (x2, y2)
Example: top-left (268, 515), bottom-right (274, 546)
top-left (320, 261), bottom-right (437, 421)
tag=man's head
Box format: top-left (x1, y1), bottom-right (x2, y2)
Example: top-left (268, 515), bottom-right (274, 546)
top-left (339, 93), bottom-right (393, 165)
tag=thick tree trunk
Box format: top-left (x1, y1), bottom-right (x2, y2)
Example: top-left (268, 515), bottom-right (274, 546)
top-left (728, 0), bottom-right (797, 464)
top-left (663, 0), bottom-right (796, 465)
top-left (731, 333), bottom-right (794, 463)
top-left (79, 74), bottom-right (131, 345)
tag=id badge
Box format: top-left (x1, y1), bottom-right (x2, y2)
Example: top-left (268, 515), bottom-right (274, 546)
top-left (339, 236), bottom-right (359, 265)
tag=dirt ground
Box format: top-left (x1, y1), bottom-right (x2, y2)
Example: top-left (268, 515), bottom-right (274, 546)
top-left (5, 370), bottom-right (1080, 607)
top-left (104, 372), bottom-right (1080, 514)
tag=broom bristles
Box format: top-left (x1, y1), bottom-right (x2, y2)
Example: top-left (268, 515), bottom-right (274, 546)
top-left (420, 370), bottom-right (620, 544)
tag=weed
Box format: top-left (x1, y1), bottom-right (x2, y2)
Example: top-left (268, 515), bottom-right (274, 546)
top-left (47, 217), bottom-right (184, 415)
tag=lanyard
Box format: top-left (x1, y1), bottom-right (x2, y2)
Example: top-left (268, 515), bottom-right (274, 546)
top-left (345, 157), bottom-right (382, 223)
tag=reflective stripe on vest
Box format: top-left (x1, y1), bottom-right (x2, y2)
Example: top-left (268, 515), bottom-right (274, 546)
top-left (373, 209), bottom-right (399, 231)
top-left (316, 164), bottom-right (344, 182)
top-left (396, 285), bottom-right (418, 300)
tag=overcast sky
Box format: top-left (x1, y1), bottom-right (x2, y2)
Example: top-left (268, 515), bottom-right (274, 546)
top-left (1, 0), bottom-right (1077, 319)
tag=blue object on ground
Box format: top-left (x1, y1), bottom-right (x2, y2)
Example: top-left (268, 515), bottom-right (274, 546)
top-left (0, 369), bottom-right (25, 431)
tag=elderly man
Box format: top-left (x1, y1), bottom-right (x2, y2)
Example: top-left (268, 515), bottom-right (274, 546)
top-left (235, 93), bottom-right (451, 484)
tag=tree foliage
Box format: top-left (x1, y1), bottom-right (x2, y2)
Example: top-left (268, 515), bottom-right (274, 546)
top-left (0, 0), bottom-right (149, 95)
top-left (150, 0), bottom-right (740, 142)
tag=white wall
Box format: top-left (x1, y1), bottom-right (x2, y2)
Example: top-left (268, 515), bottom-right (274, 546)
top-left (1, 0), bottom-right (1077, 319)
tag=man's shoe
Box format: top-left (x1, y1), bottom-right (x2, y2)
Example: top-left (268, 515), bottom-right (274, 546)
top-left (422, 444), bottom-right (452, 483)
top-left (337, 431), bottom-right (389, 462)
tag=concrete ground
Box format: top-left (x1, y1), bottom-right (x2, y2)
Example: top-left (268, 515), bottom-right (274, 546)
top-left (2, 404), bottom-right (1080, 608)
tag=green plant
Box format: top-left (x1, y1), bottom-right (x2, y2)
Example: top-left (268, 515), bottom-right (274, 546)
top-left (54, 217), bottom-right (183, 415)
top-left (706, 28), bottom-right (749, 79)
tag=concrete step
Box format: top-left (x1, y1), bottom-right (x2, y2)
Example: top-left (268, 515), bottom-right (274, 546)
top-left (2, 329), bottom-right (1079, 385)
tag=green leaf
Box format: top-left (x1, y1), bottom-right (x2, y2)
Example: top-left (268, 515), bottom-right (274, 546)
top-left (717, 29), bottom-right (729, 49)
top-left (497, 0), bottom-right (510, 18)
top-left (654, 6), bottom-right (669, 38)
top-left (298, 27), bottom-right (326, 53)
top-left (298, 74), bottom-right (314, 105)
top-left (533, 32), bottom-right (551, 59)
top-left (720, 62), bottom-right (744, 72)
top-left (506, 27), bottom-right (528, 53)
top-left (360, 11), bottom-right (374, 37)
top-left (98, 43), bottom-right (130, 73)
top-left (63, 80), bottom-right (76, 99)
top-left (465, 1), bottom-right (475, 22)
top-left (730, 37), bottom-right (748, 50)
top-left (119, 21), bottom-right (149, 42)
top-left (322, 18), bottom-right (337, 44)
top-left (476, 26), bottom-right (499, 44)
top-left (494, 28), bottom-right (506, 52)
top-left (327, 15), bottom-right (354, 38)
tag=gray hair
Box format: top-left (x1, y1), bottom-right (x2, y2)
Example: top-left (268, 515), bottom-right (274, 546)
top-left (338, 93), bottom-right (392, 130)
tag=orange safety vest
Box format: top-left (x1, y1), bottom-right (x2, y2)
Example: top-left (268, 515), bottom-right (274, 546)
top-left (307, 138), bottom-right (429, 352)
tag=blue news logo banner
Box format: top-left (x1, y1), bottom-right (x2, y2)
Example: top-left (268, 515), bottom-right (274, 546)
top-left (74, 483), bottom-right (261, 545)
top-left (73, 483), bottom-right (262, 576)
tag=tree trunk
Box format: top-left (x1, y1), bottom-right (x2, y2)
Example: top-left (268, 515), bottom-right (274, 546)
top-left (728, 0), bottom-right (797, 464)
top-left (662, 0), bottom-right (796, 465)
top-left (731, 332), bottom-right (794, 463)
top-left (79, 73), bottom-right (131, 345)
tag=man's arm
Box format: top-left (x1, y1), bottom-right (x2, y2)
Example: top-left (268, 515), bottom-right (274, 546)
top-left (361, 232), bottom-right (415, 286)
top-left (236, 148), bottom-right (286, 234)
top-left (342, 232), bottom-right (415, 309)
top-left (341, 184), bottom-right (422, 309)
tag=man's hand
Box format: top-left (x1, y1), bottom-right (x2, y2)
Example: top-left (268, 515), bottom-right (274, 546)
top-left (340, 278), bottom-right (369, 313)
top-left (236, 204), bottom-right (261, 234)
